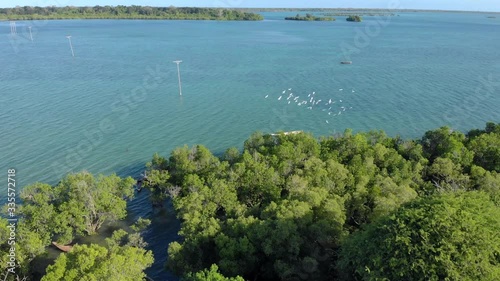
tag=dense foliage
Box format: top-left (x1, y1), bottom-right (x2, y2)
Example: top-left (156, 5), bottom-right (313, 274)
top-left (19, 172), bottom-right (135, 245)
top-left (337, 191), bottom-right (500, 280)
top-left (0, 172), bottom-right (144, 280)
top-left (285, 13), bottom-right (336, 21)
top-left (41, 226), bottom-right (154, 281)
top-left (346, 15), bottom-right (363, 22)
top-left (141, 122), bottom-right (500, 280)
top-left (0, 6), bottom-right (264, 21)
top-left (4, 122), bottom-right (500, 280)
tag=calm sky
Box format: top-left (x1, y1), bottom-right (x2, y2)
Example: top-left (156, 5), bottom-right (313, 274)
top-left (1, 0), bottom-right (499, 12)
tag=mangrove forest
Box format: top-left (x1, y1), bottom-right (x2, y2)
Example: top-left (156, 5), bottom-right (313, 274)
top-left (2, 122), bottom-right (500, 280)
top-left (0, 6), bottom-right (264, 21)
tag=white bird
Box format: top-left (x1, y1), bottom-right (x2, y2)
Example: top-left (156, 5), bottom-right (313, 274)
top-left (352, 90), bottom-right (355, 93)
top-left (339, 100), bottom-right (342, 102)
top-left (308, 94), bottom-right (311, 97)
top-left (282, 90), bottom-right (286, 94)
top-left (343, 108), bottom-right (346, 111)
top-left (288, 101), bottom-right (291, 104)
top-left (265, 95), bottom-right (269, 98)
top-left (338, 111), bottom-right (342, 115)
top-left (278, 96), bottom-right (282, 100)
top-left (288, 88), bottom-right (292, 91)
top-left (328, 112), bottom-right (332, 115)
top-left (312, 92), bottom-right (315, 94)
top-left (326, 120), bottom-right (329, 124)
top-left (329, 99), bottom-right (332, 104)
top-left (339, 89), bottom-right (343, 91)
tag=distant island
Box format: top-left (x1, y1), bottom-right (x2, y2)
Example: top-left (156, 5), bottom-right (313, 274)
top-left (322, 12), bottom-right (395, 16)
top-left (285, 13), bottom-right (336, 21)
top-left (236, 8), bottom-right (500, 14)
top-left (346, 15), bottom-right (363, 22)
top-left (0, 6), bottom-right (264, 21)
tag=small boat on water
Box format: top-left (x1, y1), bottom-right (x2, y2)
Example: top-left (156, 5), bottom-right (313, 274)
top-left (52, 241), bottom-right (73, 252)
top-left (341, 61), bottom-right (352, 64)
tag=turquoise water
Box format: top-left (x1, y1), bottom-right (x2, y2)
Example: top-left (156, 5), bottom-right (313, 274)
top-left (1, 12), bottom-right (500, 280)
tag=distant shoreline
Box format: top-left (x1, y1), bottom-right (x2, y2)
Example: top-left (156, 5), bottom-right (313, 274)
top-left (1, 6), bottom-right (498, 21)
top-left (0, 6), bottom-right (499, 14)
top-left (0, 17), bottom-right (263, 21)
top-left (235, 8), bottom-right (500, 14)
top-left (0, 6), bottom-right (264, 21)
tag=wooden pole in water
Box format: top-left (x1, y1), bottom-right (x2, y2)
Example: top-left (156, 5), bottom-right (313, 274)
top-left (173, 60), bottom-right (182, 96)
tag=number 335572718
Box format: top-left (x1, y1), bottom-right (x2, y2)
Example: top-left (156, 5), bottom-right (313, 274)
top-left (7, 169), bottom-right (16, 208)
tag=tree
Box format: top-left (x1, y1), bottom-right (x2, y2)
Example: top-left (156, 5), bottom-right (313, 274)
top-left (468, 132), bottom-right (500, 172)
top-left (19, 172), bottom-right (135, 244)
top-left (18, 183), bottom-right (57, 245)
top-left (420, 126), bottom-right (473, 167)
top-left (41, 238), bottom-right (154, 281)
top-left (183, 264), bottom-right (244, 281)
top-left (144, 153), bottom-right (172, 205)
top-left (346, 15), bottom-right (362, 22)
top-left (54, 172), bottom-right (135, 237)
top-left (427, 157), bottom-right (470, 191)
top-left (337, 191), bottom-right (500, 281)
top-left (0, 218), bottom-right (45, 280)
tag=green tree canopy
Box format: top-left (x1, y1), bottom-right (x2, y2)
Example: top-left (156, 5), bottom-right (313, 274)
top-left (337, 191), bottom-right (500, 281)
top-left (19, 172), bottom-right (135, 244)
top-left (41, 231), bottom-right (154, 281)
top-left (183, 264), bottom-right (244, 281)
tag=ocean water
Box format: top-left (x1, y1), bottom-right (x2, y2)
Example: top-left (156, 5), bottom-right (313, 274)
top-left (1, 12), bottom-right (500, 280)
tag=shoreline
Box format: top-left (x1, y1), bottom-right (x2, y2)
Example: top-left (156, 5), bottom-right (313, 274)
top-left (237, 8), bottom-right (500, 14)
top-left (0, 17), bottom-right (264, 21)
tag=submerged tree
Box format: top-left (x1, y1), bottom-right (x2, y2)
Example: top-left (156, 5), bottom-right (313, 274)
top-left (41, 228), bottom-right (154, 281)
top-left (19, 172), bottom-right (135, 244)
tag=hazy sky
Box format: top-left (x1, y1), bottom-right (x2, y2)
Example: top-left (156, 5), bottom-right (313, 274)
top-left (1, 0), bottom-right (499, 12)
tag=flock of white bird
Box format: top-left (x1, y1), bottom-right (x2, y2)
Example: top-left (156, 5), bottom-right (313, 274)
top-left (265, 88), bottom-right (354, 123)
